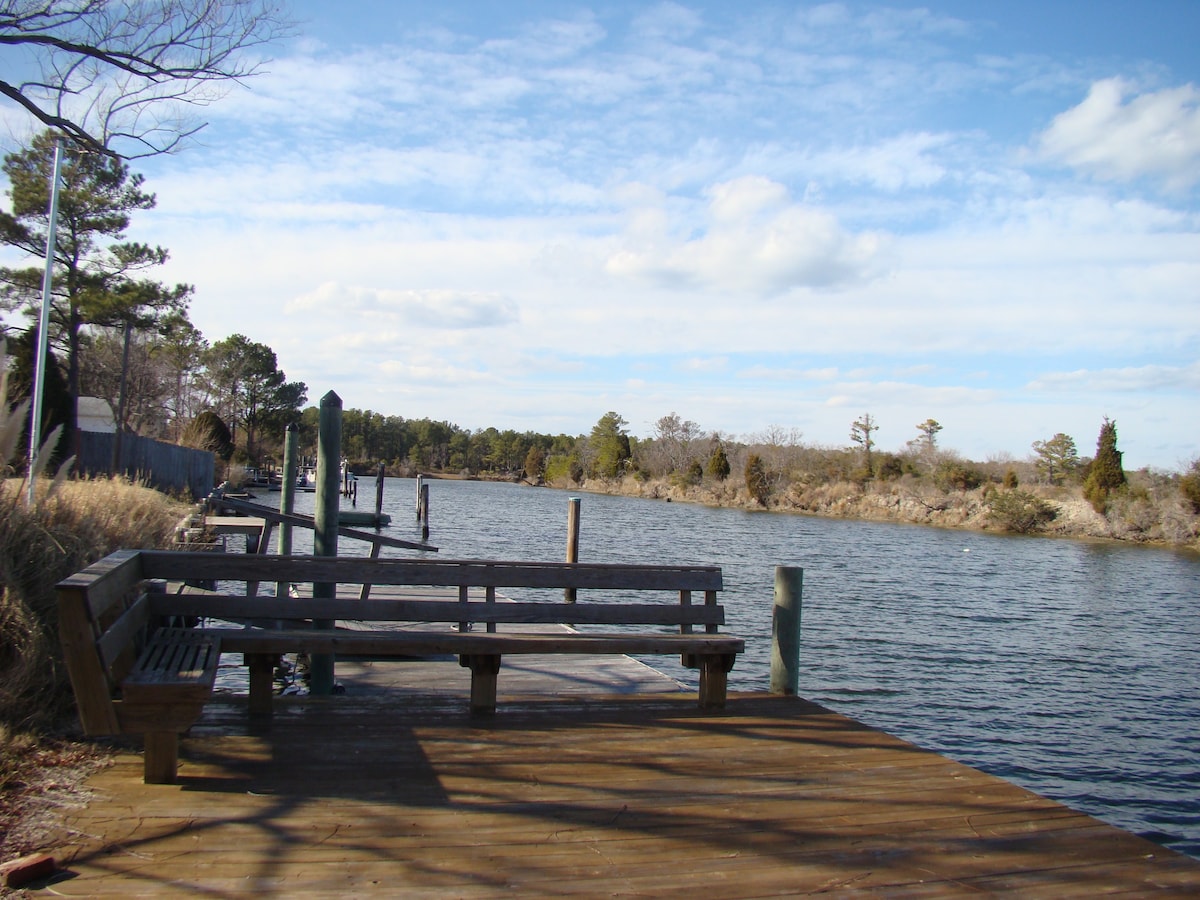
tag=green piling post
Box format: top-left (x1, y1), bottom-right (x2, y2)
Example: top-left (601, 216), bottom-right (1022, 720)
top-left (276, 423), bottom-right (298, 599)
top-left (310, 392), bottom-right (342, 696)
top-left (770, 566), bottom-right (803, 695)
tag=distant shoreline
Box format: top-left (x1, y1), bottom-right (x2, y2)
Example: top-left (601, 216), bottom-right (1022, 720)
top-left (548, 474), bottom-right (1200, 553)
top-left (386, 468), bottom-right (1198, 551)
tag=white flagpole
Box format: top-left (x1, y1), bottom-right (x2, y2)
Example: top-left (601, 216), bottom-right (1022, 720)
top-left (27, 138), bottom-right (65, 505)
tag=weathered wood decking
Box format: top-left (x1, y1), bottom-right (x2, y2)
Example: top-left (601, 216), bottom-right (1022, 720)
top-left (39, 654), bottom-right (1200, 897)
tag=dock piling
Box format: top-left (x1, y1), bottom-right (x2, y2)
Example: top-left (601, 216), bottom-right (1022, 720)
top-left (770, 566), bottom-right (803, 695)
top-left (565, 497), bottom-right (581, 603)
top-left (276, 423), bottom-right (298, 600)
top-left (311, 392), bottom-right (342, 696)
top-left (375, 463), bottom-right (385, 520)
top-left (420, 482), bottom-right (430, 540)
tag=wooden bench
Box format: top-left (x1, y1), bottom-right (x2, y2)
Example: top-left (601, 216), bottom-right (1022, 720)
top-left (58, 549), bottom-right (743, 784)
top-left (57, 553), bottom-right (223, 784)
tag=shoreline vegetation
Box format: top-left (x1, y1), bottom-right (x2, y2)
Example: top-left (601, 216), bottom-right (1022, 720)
top-left (412, 469), bottom-right (1200, 553)
top-left (325, 410), bottom-right (1198, 554)
top-left (563, 474), bottom-right (1200, 551)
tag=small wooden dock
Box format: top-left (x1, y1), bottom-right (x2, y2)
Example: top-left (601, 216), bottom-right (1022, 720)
top-left (39, 654), bottom-right (1200, 896)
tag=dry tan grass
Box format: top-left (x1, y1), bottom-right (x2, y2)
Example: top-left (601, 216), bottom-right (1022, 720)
top-left (0, 476), bottom-right (189, 731)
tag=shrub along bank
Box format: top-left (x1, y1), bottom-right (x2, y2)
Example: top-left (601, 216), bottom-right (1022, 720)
top-left (561, 472), bottom-right (1200, 551)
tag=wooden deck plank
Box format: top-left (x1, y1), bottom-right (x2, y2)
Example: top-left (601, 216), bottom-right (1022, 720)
top-left (36, 658), bottom-right (1200, 897)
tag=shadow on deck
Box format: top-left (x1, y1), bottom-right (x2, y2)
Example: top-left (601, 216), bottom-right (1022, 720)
top-left (42, 660), bottom-right (1200, 897)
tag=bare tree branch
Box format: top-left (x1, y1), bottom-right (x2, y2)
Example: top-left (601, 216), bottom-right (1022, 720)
top-left (0, 0), bottom-right (292, 157)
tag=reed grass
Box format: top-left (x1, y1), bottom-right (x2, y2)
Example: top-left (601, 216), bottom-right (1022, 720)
top-left (0, 336), bottom-right (181, 728)
top-left (0, 476), bottom-right (190, 730)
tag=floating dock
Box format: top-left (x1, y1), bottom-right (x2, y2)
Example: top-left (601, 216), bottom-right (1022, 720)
top-left (36, 651), bottom-right (1200, 896)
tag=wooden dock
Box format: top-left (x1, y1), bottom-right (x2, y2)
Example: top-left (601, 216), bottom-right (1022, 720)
top-left (36, 653), bottom-right (1200, 897)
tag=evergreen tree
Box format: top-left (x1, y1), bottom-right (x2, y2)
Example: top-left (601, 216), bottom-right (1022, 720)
top-left (523, 445), bottom-right (546, 482)
top-left (745, 453), bottom-right (771, 506)
top-left (849, 413), bottom-right (878, 476)
top-left (0, 132), bottom-right (191, 432)
top-left (205, 334), bottom-right (306, 463)
top-left (1180, 459), bottom-right (1200, 514)
top-left (181, 410), bottom-right (235, 462)
top-left (1083, 418), bottom-right (1125, 513)
top-left (7, 327), bottom-right (72, 466)
top-left (589, 411), bottom-right (631, 479)
top-left (707, 442), bottom-right (731, 481)
top-left (1032, 433), bottom-right (1079, 485)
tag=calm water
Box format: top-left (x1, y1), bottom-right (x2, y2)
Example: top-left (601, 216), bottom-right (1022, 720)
top-left (266, 477), bottom-right (1200, 858)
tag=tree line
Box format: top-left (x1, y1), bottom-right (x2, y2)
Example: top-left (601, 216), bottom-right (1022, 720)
top-left (0, 132), bottom-right (307, 467)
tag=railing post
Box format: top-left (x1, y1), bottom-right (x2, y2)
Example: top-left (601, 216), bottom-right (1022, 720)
top-left (770, 566), bottom-right (803, 695)
top-left (311, 391), bottom-right (342, 696)
top-left (565, 497), bottom-right (581, 603)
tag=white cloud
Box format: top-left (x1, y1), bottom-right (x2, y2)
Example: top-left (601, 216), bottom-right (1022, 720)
top-left (1028, 362), bottom-right (1200, 394)
top-left (1037, 78), bottom-right (1200, 188)
top-left (605, 175), bottom-right (889, 294)
top-left (287, 283), bottom-right (518, 329)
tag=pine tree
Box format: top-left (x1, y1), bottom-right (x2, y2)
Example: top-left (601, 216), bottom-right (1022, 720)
top-left (1083, 418), bottom-right (1125, 513)
top-left (707, 442), bottom-right (731, 481)
top-left (0, 132), bottom-right (191, 432)
top-left (588, 411), bottom-right (631, 479)
top-left (745, 453), bottom-right (771, 506)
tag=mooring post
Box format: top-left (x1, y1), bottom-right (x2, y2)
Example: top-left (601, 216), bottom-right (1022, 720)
top-left (770, 566), bottom-right (804, 695)
top-left (276, 423), bottom-right (299, 600)
top-left (415, 474), bottom-right (424, 522)
top-left (311, 391), bottom-right (342, 696)
top-left (375, 462), bottom-right (385, 519)
top-left (565, 497), bottom-right (581, 603)
top-left (420, 481), bottom-right (430, 540)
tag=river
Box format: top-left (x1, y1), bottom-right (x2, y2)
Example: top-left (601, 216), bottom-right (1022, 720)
top-left (262, 476), bottom-right (1200, 859)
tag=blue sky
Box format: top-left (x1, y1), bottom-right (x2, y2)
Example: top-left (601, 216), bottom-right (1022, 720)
top-left (5, 1), bottom-right (1200, 469)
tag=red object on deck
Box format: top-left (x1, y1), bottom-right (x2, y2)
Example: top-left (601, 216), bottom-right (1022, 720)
top-left (1, 852), bottom-right (56, 887)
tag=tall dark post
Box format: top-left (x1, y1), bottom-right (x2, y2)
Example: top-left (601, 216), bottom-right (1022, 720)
top-left (565, 497), bottom-right (581, 603)
top-left (420, 482), bottom-right (430, 541)
top-left (311, 392), bottom-right (342, 695)
top-left (276, 424), bottom-right (299, 599)
top-left (375, 462), bottom-right (385, 519)
top-left (770, 566), bottom-right (804, 695)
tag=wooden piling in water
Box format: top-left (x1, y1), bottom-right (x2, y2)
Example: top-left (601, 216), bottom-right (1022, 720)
top-left (420, 482), bottom-right (430, 540)
top-left (311, 392), bottom-right (342, 696)
top-left (374, 463), bottom-right (385, 519)
top-left (276, 423), bottom-right (298, 599)
top-left (565, 497), bottom-right (581, 603)
top-left (770, 565), bottom-right (803, 695)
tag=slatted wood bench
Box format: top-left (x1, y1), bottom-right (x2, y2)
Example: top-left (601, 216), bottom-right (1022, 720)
top-left (58, 549), bottom-right (742, 784)
top-left (57, 553), bottom-right (223, 784)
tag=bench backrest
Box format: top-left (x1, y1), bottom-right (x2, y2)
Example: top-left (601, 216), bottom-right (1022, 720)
top-left (138, 551), bottom-right (723, 592)
top-left (56, 549), bottom-right (151, 734)
top-left (138, 549), bottom-right (725, 632)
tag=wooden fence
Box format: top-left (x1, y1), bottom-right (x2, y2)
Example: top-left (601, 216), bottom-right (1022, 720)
top-left (74, 431), bottom-right (214, 498)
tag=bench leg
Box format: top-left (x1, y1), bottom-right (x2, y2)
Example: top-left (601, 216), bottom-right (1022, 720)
top-left (144, 731), bottom-right (179, 784)
top-left (247, 653), bottom-right (277, 716)
top-left (464, 655), bottom-right (502, 716)
top-left (698, 654), bottom-right (737, 710)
